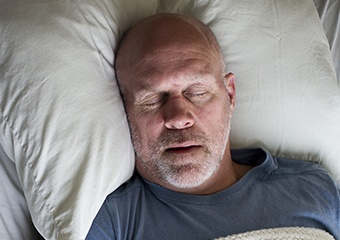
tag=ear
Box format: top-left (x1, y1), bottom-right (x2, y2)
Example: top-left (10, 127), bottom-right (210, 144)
top-left (225, 72), bottom-right (236, 111)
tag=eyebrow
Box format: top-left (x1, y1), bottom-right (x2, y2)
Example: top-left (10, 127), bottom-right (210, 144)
top-left (134, 76), bottom-right (216, 102)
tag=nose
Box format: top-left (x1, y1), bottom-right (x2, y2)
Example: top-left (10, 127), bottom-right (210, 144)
top-left (163, 97), bottom-right (194, 130)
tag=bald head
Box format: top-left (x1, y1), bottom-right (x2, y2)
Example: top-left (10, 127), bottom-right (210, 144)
top-left (115, 13), bottom-right (225, 95)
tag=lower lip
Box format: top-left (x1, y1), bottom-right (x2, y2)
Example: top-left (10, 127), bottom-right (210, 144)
top-left (166, 146), bottom-right (201, 154)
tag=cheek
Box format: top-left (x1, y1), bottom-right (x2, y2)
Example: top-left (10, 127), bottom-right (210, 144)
top-left (129, 111), bottom-right (164, 141)
top-left (194, 99), bottom-right (231, 136)
top-left (196, 101), bottom-right (227, 123)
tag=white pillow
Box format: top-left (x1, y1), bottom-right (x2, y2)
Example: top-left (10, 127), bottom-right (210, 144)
top-left (158, 0), bottom-right (340, 182)
top-left (0, 0), bottom-right (156, 239)
top-left (0, 0), bottom-right (339, 239)
top-left (313, 0), bottom-right (340, 83)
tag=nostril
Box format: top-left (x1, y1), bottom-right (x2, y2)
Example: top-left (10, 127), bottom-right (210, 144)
top-left (164, 111), bottom-right (194, 129)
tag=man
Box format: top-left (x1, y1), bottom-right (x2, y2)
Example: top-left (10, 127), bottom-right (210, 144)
top-left (86, 13), bottom-right (339, 239)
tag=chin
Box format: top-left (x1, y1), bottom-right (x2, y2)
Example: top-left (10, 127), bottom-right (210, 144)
top-left (164, 164), bottom-right (216, 190)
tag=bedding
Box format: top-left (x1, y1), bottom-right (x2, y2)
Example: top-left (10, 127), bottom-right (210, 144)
top-left (0, 0), bottom-right (339, 239)
top-left (215, 227), bottom-right (335, 240)
top-left (313, 0), bottom-right (340, 83)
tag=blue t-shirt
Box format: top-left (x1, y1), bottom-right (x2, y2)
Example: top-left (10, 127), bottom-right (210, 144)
top-left (86, 148), bottom-right (340, 240)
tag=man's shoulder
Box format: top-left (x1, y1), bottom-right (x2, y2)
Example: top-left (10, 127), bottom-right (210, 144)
top-left (107, 173), bottom-right (145, 200)
top-left (233, 148), bottom-right (337, 187)
top-left (268, 156), bottom-right (339, 192)
top-left (273, 157), bottom-right (331, 177)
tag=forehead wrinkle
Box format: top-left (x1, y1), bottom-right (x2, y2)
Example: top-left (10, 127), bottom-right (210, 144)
top-left (132, 52), bottom-right (213, 82)
top-left (135, 64), bottom-right (213, 88)
top-left (134, 70), bottom-right (215, 97)
top-left (134, 48), bottom-right (211, 70)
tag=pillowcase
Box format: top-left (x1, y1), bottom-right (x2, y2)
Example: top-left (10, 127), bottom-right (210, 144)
top-left (313, 0), bottom-right (340, 83)
top-left (0, 0), bottom-right (338, 239)
top-left (0, 0), bottom-right (156, 239)
top-left (159, 0), bottom-right (340, 182)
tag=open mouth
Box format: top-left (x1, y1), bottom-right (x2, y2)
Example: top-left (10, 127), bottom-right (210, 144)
top-left (166, 145), bottom-right (201, 154)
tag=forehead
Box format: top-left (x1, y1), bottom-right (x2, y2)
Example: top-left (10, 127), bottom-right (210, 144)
top-left (137, 49), bottom-right (212, 77)
top-left (124, 50), bottom-right (219, 93)
top-left (137, 69), bottom-right (216, 93)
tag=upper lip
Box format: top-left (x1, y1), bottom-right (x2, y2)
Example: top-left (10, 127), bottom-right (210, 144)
top-left (166, 142), bottom-right (201, 149)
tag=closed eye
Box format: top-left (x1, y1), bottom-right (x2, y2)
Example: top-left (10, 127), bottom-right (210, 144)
top-left (192, 92), bottom-right (207, 97)
top-left (184, 86), bottom-right (213, 104)
top-left (140, 93), bottom-right (168, 108)
top-left (144, 100), bottom-right (161, 107)
top-left (184, 91), bottom-right (209, 99)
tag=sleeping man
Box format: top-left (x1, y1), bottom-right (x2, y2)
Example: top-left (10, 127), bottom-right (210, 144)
top-left (86, 13), bottom-right (339, 239)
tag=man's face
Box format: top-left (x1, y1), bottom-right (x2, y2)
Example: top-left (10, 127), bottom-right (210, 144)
top-left (121, 46), bottom-right (235, 191)
top-left (117, 14), bottom-right (236, 193)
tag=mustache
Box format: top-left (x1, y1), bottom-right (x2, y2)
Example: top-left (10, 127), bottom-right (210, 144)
top-left (158, 129), bottom-right (208, 148)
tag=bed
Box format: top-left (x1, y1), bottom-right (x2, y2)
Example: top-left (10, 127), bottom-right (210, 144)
top-left (0, 0), bottom-right (339, 239)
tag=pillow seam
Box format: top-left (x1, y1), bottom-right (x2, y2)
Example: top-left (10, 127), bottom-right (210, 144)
top-left (0, 105), bottom-right (64, 239)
